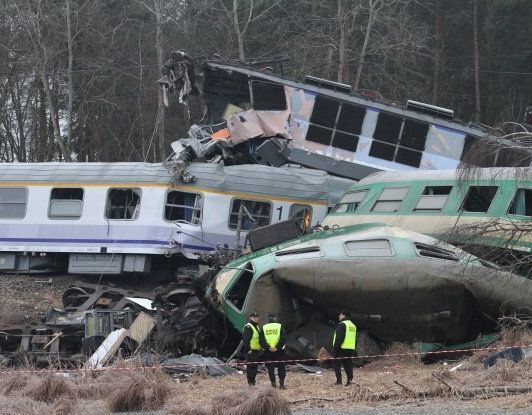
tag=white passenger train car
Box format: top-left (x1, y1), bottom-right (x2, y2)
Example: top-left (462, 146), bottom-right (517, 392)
top-left (0, 162), bottom-right (351, 275)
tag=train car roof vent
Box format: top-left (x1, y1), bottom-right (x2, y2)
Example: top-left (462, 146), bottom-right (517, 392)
top-left (406, 100), bottom-right (454, 120)
top-left (304, 75), bottom-right (352, 93)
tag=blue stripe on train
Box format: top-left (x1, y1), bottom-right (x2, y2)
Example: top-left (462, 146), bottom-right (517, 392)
top-left (0, 237), bottom-right (214, 251)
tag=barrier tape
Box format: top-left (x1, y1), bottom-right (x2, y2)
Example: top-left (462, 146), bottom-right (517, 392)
top-left (1, 343), bottom-right (530, 376)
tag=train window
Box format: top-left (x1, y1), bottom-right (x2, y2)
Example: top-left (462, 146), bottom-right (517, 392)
top-left (165, 191), bottom-right (202, 224)
top-left (460, 186), bottom-right (498, 213)
top-left (0, 188), bottom-right (27, 219)
top-left (306, 96), bottom-right (364, 152)
top-left (370, 113), bottom-right (428, 167)
top-left (229, 199), bottom-right (271, 230)
top-left (251, 81), bottom-right (287, 111)
top-left (399, 119), bottom-right (429, 151)
top-left (105, 188), bottom-right (141, 220)
top-left (345, 239), bottom-right (393, 257)
top-left (414, 186), bottom-right (453, 211)
top-left (226, 262), bottom-right (254, 311)
top-left (289, 204), bottom-right (312, 228)
top-left (372, 187), bottom-right (409, 212)
top-left (310, 96), bottom-right (339, 128)
top-left (332, 190), bottom-right (368, 213)
top-left (48, 188), bottom-right (84, 219)
top-left (373, 113), bottom-right (402, 143)
top-left (508, 188), bottom-right (531, 216)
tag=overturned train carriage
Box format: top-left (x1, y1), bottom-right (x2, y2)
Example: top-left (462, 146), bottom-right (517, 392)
top-left (0, 162), bottom-right (352, 275)
top-left (206, 224), bottom-right (532, 356)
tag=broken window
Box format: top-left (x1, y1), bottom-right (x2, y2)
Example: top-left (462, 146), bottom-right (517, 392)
top-left (332, 190), bottom-right (368, 213)
top-left (0, 188), bottom-right (27, 219)
top-left (370, 113), bottom-right (428, 167)
top-left (105, 189), bottom-right (141, 220)
top-left (414, 243), bottom-right (458, 261)
top-left (414, 186), bottom-right (453, 211)
top-left (48, 188), bottom-right (84, 219)
top-left (251, 81), bottom-right (287, 111)
top-left (226, 262), bottom-right (254, 310)
top-left (306, 95), bottom-right (364, 152)
top-left (372, 187), bottom-right (409, 213)
top-left (508, 188), bottom-right (531, 216)
top-left (460, 186), bottom-right (498, 213)
top-left (345, 239), bottom-right (393, 257)
top-left (165, 191), bottom-right (202, 224)
top-left (289, 204), bottom-right (312, 227)
top-left (229, 199), bottom-right (271, 230)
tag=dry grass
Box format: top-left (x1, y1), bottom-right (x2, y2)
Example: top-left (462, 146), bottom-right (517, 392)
top-left (52, 397), bottom-right (73, 415)
top-left (107, 371), bottom-right (172, 413)
top-left (211, 389), bottom-right (253, 414)
top-left (1, 373), bottom-right (28, 395)
top-left (226, 387), bottom-right (291, 415)
top-left (1, 331), bottom-right (531, 414)
top-left (28, 374), bottom-right (72, 403)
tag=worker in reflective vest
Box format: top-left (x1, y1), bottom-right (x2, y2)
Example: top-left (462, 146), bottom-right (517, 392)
top-left (242, 312), bottom-right (263, 386)
top-left (259, 314), bottom-right (287, 389)
top-left (332, 310), bottom-right (357, 386)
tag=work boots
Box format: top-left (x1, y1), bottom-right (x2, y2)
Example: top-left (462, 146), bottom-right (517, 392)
top-left (279, 380), bottom-right (286, 390)
top-left (335, 377), bottom-right (342, 385)
top-left (271, 381), bottom-right (277, 388)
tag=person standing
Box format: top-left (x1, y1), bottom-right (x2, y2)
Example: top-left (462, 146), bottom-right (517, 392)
top-left (242, 312), bottom-right (263, 386)
top-left (332, 310), bottom-right (357, 386)
top-left (260, 314), bottom-right (287, 389)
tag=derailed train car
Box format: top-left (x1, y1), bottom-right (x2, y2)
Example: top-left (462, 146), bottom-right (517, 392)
top-left (0, 162), bottom-right (352, 275)
top-left (205, 223), bottom-right (532, 357)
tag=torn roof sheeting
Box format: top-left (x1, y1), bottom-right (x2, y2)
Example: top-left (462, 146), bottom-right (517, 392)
top-left (0, 162), bottom-right (352, 207)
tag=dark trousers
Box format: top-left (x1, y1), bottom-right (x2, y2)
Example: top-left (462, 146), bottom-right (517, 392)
top-left (263, 350), bottom-right (286, 384)
top-left (246, 351), bottom-right (262, 385)
top-left (332, 349), bottom-right (355, 382)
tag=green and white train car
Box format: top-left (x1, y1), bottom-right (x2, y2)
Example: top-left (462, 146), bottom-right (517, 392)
top-left (323, 167), bottom-right (531, 253)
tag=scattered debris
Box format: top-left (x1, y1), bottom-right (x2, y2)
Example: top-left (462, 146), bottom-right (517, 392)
top-left (483, 346), bottom-right (532, 368)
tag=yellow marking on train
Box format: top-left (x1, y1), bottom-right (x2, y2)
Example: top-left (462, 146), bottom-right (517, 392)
top-left (0, 181), bottom-right (328, 206)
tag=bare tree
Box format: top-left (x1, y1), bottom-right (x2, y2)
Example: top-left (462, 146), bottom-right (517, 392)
top-left (473, 0), bottom-right (481, 122)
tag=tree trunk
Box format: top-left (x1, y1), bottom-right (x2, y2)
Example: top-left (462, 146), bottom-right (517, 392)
top-left (36, 76), bottom-right (48, 162)
top-left (353, 0), bottom-right (377, 91)
top-left (337, 0), bottom-right (347, 83)
top-left (65, 0), bottom-right (74, 159)
top-left (473, 0), bottom-right (481, 122)
top-left (154, 0), bottom-right (165, 160)
top-left (233, 0), bottom-right (245, 60)
top-left (432, 0), bottom-right (443, 104)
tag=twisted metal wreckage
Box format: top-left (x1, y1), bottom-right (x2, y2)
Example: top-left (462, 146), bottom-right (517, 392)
top-left (156, 52), bottom-right (532, 360)
top-left (1, 53), bottom-right (531, 369)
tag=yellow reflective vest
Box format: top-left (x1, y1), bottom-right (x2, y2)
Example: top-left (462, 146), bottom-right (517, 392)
top-left (245, 322), bottom-right (262, 351)
top-left (333, 319), bottom-right (357, 350)
top-left (262, 322), bottom-right (285, 349)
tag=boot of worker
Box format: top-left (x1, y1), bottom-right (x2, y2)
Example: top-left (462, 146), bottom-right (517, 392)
top-left (269, 373), bottom-right (277, 388)
top-left (345, 378), bottom-right (352, 386)
top-left (279, 378), bottom-right (286, 390)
